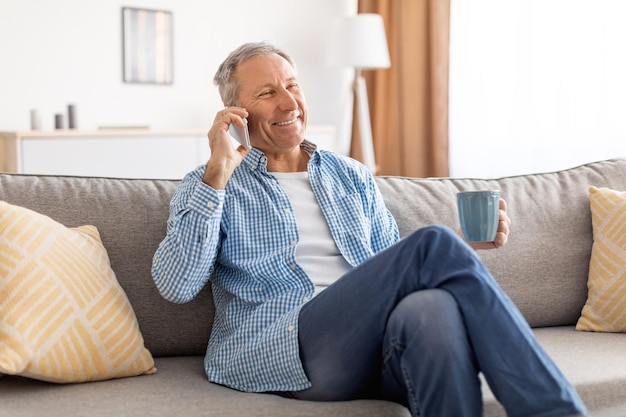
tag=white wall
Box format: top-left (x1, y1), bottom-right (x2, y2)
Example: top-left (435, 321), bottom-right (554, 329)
top-left (450, 0), bottom-right (626, 178)
top-left (0, 0), bottom-right (356, 152)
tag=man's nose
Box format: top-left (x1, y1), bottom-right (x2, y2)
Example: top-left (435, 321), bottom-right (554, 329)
top-left (277, 90), bottom-right (298, 111)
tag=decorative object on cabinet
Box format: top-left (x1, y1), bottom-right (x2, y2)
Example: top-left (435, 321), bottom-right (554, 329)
top-left (67, 104), bottom-right (77, 129)
top-left (54, 114), bottom-right (64, 129)
top-left (30, 110), bottom-right (41, 130)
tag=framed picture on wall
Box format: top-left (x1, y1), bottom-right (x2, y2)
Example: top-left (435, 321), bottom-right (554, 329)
top-left (122, 7), bottom-right (173, 84)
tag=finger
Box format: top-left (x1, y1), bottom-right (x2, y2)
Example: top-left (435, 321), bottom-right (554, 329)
top-left (235, 144), bottom-right (251, 156)
top-left (209, 109), bottom-right (247, 145)
top-left (213, 108), bottom-right (248, 127)
top-left (221, 107), bottom-right (249, 125)
top-left (467, 237), bottom-right (506, 250)
top-left (492, 231), bottom-right (508, 249)
top-left (500, 212), bottom-right (511, 230)
top-left (497, 218), bottom-right (510, 235)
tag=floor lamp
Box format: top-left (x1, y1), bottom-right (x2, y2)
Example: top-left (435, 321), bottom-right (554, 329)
top-left (329, 13), bottom-right (390, 174)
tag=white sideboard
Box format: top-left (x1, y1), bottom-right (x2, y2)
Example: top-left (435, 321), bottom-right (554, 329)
top-left (0, 126), bottom-right (336, 179)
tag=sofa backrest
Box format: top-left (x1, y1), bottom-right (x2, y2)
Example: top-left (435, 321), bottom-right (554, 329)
top-left (0, 173), bottom-right (210, 357)
top-left (2, 157), bottom-right (626, 358)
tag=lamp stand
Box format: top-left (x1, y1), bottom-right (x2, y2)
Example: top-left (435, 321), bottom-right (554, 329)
top-left (352, 69), bottom-right (377, 174)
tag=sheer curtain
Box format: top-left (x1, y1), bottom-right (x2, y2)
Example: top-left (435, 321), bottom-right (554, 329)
top-left (450, 0), bottom-right (626, 178)
top-left (357, 0), bottom-right (450, 177)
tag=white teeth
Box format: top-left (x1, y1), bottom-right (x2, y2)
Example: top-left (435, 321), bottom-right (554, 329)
top-left (275, 118), bottom-right (298, 126)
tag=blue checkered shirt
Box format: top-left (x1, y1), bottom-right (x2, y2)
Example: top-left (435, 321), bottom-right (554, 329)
top-left (152, 140), bottom-right (399, 392)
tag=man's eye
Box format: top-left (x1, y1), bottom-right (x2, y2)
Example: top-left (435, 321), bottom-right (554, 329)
top-left (288, 83), bottom-right (299, 90)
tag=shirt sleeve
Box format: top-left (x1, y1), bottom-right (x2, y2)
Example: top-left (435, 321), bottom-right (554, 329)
top-left (364, 168), bottom-right (400, 253)
top-left (151, 166), bottom-right (225, 304)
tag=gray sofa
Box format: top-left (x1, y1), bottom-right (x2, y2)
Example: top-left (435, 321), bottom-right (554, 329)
top-left (2, 157), bottom-right (626, 417)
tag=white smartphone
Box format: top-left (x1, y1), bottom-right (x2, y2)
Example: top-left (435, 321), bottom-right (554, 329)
top-left (228, 118), bottom-right (251, 149)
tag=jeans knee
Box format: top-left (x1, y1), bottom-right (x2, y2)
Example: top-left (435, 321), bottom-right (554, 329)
top-left (386, 289), bottom-right (468, 355)
top-left (390, 289), bottom-right (458, 324)
top-left (421, 224), bottom-right (454, 235)
top-left (406, 224), bottom-right (463, 249)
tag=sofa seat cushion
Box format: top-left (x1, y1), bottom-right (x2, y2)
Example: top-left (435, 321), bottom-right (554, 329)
top-left (0, 356), bottom-right (410, 417)
top-left (3, 329), bottom-right (625, 417)
top-left (482, 326), bottom-right (626, 417)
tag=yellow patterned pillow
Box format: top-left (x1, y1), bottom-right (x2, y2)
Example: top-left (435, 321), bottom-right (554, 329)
top-left (576, 186), bottom-right (626, 332)
top-left (0, 201), bottom-right (156, 383)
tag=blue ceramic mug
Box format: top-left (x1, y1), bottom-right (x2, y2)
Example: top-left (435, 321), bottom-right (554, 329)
top-left (456, 190), bottom-right (500, 242)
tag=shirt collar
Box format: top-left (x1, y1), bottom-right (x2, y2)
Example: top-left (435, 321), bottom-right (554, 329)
top-left (242, 139), bottom-right (320, 172)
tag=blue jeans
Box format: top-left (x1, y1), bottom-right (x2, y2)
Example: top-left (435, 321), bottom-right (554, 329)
top-left (289, 225), bottom-right (587, 417)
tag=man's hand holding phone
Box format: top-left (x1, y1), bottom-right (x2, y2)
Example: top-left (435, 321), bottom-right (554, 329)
top-left (204, 107), bottom-right (251, 189)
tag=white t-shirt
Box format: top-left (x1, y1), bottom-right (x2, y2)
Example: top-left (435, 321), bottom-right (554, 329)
top-left (272, 171), bottom-right (352, 294)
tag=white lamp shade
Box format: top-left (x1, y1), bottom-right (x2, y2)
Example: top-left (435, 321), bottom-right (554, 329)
top-left (328, 13), bottom-right (391, 70)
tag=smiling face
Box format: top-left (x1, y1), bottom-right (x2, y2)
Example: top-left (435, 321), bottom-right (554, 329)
top-left (234, 53), bottom-right (307, 156)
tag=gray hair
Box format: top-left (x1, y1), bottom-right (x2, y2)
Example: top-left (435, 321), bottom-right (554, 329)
top-left (213, 42), bottom-right (296, 106)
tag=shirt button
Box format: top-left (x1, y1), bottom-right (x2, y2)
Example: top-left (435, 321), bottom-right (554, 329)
top-left (303, 297), bottom-right (310, 303)
top-left (290, 240), bottom-right (297, 246)
top-left (207, 201), bottom-right (215, 208)
top-left (289, 264), bottom-right (297, 270)
top-left (288, 325), bottom-right (295, 332)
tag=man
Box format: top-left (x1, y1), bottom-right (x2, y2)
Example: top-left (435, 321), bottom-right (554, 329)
top-left (152, 42), bottom-right (587, 417)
